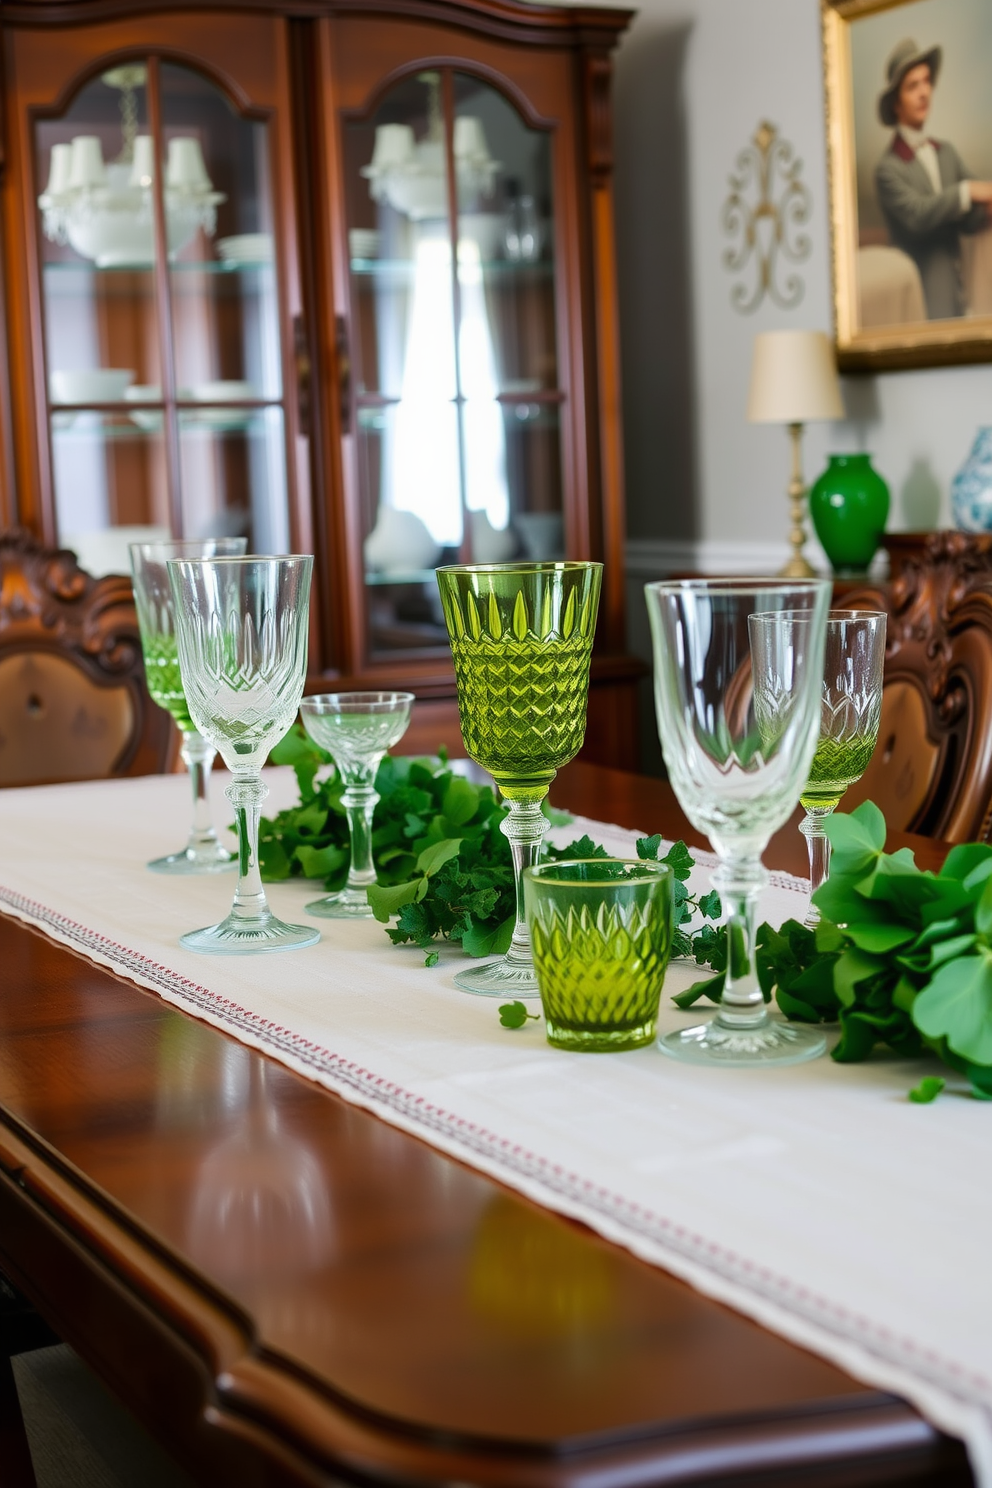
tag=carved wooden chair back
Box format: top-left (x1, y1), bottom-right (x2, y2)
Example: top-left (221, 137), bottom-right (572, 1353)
top-left (0, 529), bottom-right (172, 787)
top-left (839, 532), bottom-right (992, 844)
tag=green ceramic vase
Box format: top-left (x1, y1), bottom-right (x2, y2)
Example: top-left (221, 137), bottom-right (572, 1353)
top-left (809, 454), bottom-right (890, 576)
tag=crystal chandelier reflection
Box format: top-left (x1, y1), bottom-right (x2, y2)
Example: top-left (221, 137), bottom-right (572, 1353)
top-left (38, 65), bottom-right (225, 268)
top-left (361, 73), bottom-right (498, 220)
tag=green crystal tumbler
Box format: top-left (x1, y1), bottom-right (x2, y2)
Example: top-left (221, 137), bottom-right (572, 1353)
top-left (436, 561), bottom-right (602, 996)
top-left (524, 860), bottom-right (674, 1050)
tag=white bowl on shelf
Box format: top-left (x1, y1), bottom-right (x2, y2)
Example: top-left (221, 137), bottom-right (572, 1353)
top-left (364, 507), bottom-right (440, 575)
top-left (216, 233), bottom-right (273, 264)
top-left (50, 368), bottom-right (134, 405)
top-left (184, 380), bottom-right (257, 431)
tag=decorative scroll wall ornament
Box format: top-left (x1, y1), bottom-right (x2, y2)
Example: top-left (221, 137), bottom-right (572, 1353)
top-left (722, 120), bottom-right (812, 313)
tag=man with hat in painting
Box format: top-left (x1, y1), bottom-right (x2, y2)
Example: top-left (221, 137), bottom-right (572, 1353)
top-left (875, 38), bottom-right (992, 319)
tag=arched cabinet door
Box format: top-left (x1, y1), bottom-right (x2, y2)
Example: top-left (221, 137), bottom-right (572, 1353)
top-left (337, 65), bottom-right (567, 662)
top-left (5, 14), bottom-right (308, 581)
top-left (318, 10), bottom-right (616, 680)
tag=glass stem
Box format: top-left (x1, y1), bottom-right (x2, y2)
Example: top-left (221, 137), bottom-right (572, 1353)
top-left (500, 796), bottom-right (549, 970)
top-left (800, 805), bottom-right (835, 927)
top-left (181, 730), bottom-right (220, 855)
top-left (226, 775), bottom-right (271, 925)
top-left (343, 784), bottom-right (378, 892)
top-left (712, 856), bottom-right (767, 1030)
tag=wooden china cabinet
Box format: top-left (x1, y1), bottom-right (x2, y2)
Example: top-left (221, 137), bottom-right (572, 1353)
top-left (0, 0), bottom-right (639, 765)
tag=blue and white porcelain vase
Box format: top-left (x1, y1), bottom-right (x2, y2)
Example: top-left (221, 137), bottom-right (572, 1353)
top-left (951, 428), bottom-right (992, 532)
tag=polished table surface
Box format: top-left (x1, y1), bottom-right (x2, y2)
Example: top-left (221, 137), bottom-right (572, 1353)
top-left (0, 762), bottom-right (973, 1487)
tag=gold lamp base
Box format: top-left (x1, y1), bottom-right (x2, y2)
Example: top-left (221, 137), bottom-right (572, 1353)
top-left (778, 421), bottom-right (819, 578)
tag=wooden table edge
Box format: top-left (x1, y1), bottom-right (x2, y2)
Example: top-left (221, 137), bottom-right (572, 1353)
top-left (0, 765), bottom-right (973, 1486)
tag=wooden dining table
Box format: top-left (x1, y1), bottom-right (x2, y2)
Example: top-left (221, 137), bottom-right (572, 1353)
top-left (0, 761), bottom-right (973, 1488)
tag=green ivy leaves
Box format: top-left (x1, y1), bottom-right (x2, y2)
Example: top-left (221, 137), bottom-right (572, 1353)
top-left (754, 799), bottom-right (992, 1098)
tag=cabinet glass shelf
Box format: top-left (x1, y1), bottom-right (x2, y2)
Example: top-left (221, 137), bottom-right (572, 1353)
top-left (51, 405), bottom-right (279, 436)
top-left (43, 258), bottom-right (273, 275)
top-left (350, 257), bottom-right (552, 279)
top-left (365, 568), bottom-right (439, 586)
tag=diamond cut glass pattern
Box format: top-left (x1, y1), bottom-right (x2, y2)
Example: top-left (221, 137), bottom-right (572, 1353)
top-left (438, 566), bottom-right (598, 793)
top-left (525, 860), bottom-right (674, 1051)
top-left (437, 562), bottom-right (602, 996)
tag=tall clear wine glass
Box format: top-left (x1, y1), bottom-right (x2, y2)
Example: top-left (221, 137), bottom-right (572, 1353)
top-left (646, 578), bottom-right (830, 1065)
top-left (436, 562), bottom-right (602, 996)
top-left (300, 691), bottom-right (414, 918)
top-left (130, 537), bottom-right (246, 873)
top-left (167, 555), bottom-right (318, 954)
top-left (788, 609), bottom-right (885, 925)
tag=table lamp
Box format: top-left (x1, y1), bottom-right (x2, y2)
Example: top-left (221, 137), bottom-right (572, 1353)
top-left (747, 330), bottom-right (844, 577)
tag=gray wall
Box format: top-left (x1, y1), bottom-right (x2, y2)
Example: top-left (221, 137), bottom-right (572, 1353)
top-left (604, 0), bottom-right (992, 769)
top-left (610, 0), bottom-right (992, 552)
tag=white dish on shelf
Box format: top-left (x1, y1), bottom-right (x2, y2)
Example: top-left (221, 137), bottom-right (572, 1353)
top-left (125, 384), bottom-right (164, 432)
top-left (349, 228), bottom-right (381, 260)
top-left (183, 380), bottom-right (258, 432)
top-left (216, 233), bottom-right (274, 264)
top-left (50, 367), bottom-right (134, 405)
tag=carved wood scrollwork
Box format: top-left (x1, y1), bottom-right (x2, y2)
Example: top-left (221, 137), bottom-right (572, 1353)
top-left (0, 528), bottom-right (142, 679)
top-left (842, 531), bottom-right (992, 843)
top-left (0, 528), bottom-right (173, 779)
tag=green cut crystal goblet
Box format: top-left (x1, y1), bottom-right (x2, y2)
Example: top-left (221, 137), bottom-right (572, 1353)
top-left (436, 561), bottom-right (602, 996)
top-left (168, 555), bottom-right (319, 955)
top-left (130, 537), bottom-right (247, 874)
top-left (752, 608), bottom-right (886, 927)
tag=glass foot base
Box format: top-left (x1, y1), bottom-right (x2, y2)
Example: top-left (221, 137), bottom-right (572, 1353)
top-left (147, 845), bottom-right (235, 875)
top-left (180, 913), bottom-right (320, 955)
top-left (659, 1014), bottom-right (826, 1067)
top-left (306, 891), bottom-right (373, 920)
top-left (453, 957), bottom-right (540, 997)
top-left (547, 1018), bottom-right (656, 1052)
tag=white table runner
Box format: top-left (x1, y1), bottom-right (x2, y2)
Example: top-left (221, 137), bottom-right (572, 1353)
top-left (1, 770), bottom-right (990, 1482)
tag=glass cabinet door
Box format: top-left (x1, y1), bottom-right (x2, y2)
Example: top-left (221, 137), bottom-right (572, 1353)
top-left (343, 68), bottom-right (563, 658)
top-left (34, 57), bottom-right (290, 575)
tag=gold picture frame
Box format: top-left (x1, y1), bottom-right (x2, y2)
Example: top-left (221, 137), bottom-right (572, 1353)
top-left (824, 0), bottom-right (992, 370)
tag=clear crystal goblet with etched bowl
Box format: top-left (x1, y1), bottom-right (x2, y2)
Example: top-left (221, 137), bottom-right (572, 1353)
top-left (167, 554), bottom-right (318, 955)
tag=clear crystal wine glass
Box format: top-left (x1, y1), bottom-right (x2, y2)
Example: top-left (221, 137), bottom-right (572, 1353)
top-left (167, 555), bottom-right (318, 954)
top-left (130, 537), bottom-right (246, 873)
top-left (299, 691), bottom-right (414, 918)
top-left (764, 609), bottom-right (885, 926)
top-left (645, 577), bottom-right (830, 1065)
top-left (436, 561), bottom-right (602, 996)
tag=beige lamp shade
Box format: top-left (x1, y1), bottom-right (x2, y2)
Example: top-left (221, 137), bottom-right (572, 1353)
top-left (747, 330), bottom-right (844, 424)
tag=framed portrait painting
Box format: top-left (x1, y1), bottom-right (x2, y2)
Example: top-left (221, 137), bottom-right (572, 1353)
top-left (823, 0), bottom-right (992, 369)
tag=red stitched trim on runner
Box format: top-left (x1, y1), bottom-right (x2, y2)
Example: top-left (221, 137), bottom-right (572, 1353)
top-left (0, 880), bottom-right (986, 1401)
